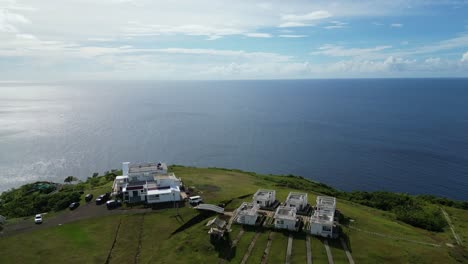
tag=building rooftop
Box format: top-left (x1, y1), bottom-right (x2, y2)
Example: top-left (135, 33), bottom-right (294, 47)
top-left (237, 202), bottom-right (259, 216)
top-left (128, 162), bottom-right (167, 174)
top-left (274, 206), bottom-right (297, 221)
top-left (286, 192), bottom-right (308, 203)
top-left (254, 189), bottom-right (275, 200)
top-left (154, 172), bottom-right (178, 180)
top-left (311, 196), bottom-right (336, 225)
top-left (316, 196), bottom-right (336, 208)
top-left (310, 209), bottom-right (335, 224)
top-left (147, 186), bottom-right (179, 196)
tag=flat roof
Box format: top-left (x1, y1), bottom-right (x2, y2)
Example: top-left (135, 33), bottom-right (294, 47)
top-left (254, 189), bottom-right (275, 199)
top-left (274, 206), bottom-right (297, 220)
top-left (129, 162), bottom-right (167, 173)
top-left (286, 192), bottom-right (307, 202)
top-left (147, 187), bottom-right (177, 195)
top-left (237, 202), bottom-right (259, 216)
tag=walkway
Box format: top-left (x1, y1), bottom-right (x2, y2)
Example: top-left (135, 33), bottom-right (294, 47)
top-left (324, 239), bottom-right (334, 264)
top-left (441, 208), bottom-right (463, 246)
top-left (261, 231), bottom-right (274, 264)
top-left (306, 235), bottom-right (312, 264)
top-left (240, 231), bottom-right (261, 264)
top-left (194, 204), bottom-right (225, 214)
top-left (340, 238), bottom-right (355, 264)
top-left (285, 234), bottom-right (293, 264)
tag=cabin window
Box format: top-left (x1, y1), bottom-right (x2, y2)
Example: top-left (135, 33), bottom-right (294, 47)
top-left (322, 226), bottom-right (332, 232)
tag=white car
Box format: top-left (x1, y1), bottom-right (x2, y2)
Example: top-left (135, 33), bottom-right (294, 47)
top-left (188, 196), bottom-right (203, 205)
top-left (34, 214), bottom-right (43, 224)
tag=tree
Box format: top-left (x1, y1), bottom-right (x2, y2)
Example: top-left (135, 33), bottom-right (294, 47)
top-left (64, 176), bottom-right (78, 184)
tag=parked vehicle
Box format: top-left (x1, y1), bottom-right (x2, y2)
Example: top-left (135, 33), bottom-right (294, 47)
top-left (69, 202), bottom-right (80, 210)
top-left (34, 214), bottom-right (42, 224)
top-left (188, 195), bottom-right (203, 205)
top-left (85, 193), bottom-right (93, 202)
top-left (96, 193), bottom-right (110, 205)
top-left (106, 200), bottom-right (122, 210)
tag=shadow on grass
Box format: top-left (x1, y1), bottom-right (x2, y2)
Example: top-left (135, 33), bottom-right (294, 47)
top-left (213, 232), bottom-right (236, 261)
top-left (220, 193), bottom-right (254, 208)
top-left (170, 211), bottom-right (215, 236)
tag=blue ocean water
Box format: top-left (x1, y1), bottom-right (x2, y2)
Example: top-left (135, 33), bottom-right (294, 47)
top-left (0, 79), bottom-right (467, 200)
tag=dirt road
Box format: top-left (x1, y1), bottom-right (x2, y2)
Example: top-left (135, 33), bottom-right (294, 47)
top-left (0, 201), bottom-right (151, 237)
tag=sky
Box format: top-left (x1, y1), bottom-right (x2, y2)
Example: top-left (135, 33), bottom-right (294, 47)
top-left (1, 0), bottom-right (468, 80)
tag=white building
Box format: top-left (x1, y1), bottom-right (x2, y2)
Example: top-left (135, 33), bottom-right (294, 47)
top-left (116, 162), bottom-right (182, 204)
top-left (274, 206), bottom-right (299, 231)
top-left (284, 192), bottom-right (308, 211)
top-left (310, 196), bottom-right (336, 238)
top-left (253, 189), bottom-right (276, 207)
top-left (236, 202), bottom-right (260, 226)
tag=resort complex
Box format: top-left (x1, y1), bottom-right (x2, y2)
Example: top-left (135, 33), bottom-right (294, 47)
top-left (111, 161), bottom-right (339, 239)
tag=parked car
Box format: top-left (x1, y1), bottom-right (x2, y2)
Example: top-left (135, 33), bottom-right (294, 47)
top-left (188, 195), bottom-right (203, 205)
top-left (85, 193), bottom-right (93, 202)
top-left (69, 202), bottom-right (80, 210)
top-left (34, 214), bottom-right (42, 224)
top-left (106, 200), bottom-right (122, 210)
top-left (96, 193), bottom-right (110, 205)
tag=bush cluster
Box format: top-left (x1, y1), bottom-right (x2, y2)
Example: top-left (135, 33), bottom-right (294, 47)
top-left (0, 183), bottom-right (81, 218)
top-left (346, 191), bottom-right (447, 231)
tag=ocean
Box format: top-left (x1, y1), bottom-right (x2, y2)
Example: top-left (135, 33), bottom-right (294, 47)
top-left (1, 79), bottom-right (467, 200)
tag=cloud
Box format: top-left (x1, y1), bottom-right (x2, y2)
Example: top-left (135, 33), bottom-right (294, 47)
top-left (244, 32), bottom-right (272, 38)
top-left (278, 22), bottom-right (310, 28)
top-left (206, 35), bottom-right (222, 40)
top-left (311, 44), bottom-right (392, 57)
top-left (324, 21), bottom-right (348, 29)
top-left (279, 34), bottom-right (307, 38)
top-left (390, 23), bottom-right (403, 28)
top-left (281, 10), bottom-right (332, 22)
top-left (279, 10), bottom-right (331, 28)
top-left (462, 51), bottom-right (468, 62)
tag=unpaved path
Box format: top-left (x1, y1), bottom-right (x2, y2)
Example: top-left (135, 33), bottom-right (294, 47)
top-left (441, 208), bottom-right (463, 246)
top-left (240, 231), bottom-right (261, 264)
top-left (324, 239), bottom-right (334, 264)
top-left (340, 238), bottom-right (355, 264)
top-left (261, 231), bottom-right (274, 264)
top-left (1, 202), bottom-right (151, 237)
top-left (285, 234), bottom-right (293, 264)
top-left (306, 235), bottom-right (312, 264)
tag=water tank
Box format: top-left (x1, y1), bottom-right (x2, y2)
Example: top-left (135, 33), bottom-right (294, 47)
top-left (122, 162), bottom-right (130, 176)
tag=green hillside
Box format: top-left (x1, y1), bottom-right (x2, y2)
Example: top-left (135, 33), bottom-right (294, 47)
top-left (0, 166), bottom-right (467, 263)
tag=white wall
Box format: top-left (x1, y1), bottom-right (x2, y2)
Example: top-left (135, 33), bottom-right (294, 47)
top-left (275, 218), bottom-right (297, 231)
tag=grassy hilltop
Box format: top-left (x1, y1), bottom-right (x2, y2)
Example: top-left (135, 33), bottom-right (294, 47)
top-left (0, 166), bottom-right (467, 263)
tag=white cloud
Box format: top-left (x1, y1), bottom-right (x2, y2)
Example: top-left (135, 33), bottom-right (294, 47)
top-left (278, 22), bottom-right (310, 28)
top-left (324, 21), bottom-right (348, 29)
top-left (206, 35), bottom-right (222, 41)
top-left (244, 32), bottom-right (272, 38)
top-left (390, 23), bottom-right (403, 28)
top-left (462, 51), bottom-right (468, 62)
top-left (281, 10), bottom-right (332, 22)
top-left (279, 34), bottom-right (307, 38)
top-left (311, 44), bottom-right (392, 57)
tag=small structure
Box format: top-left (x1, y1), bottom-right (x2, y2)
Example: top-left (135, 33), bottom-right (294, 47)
top-left (284, 192), bottom-right (308, 211)
top-left (253, 189), bottom-right (276, 207)
top-left (194, 204), bottom-right (225, 214)
top-left (236, 202), bottom-right (260, 226)
top-left (310, 196), bottom-right (337, 238)
top-left (207, 217), bottom-right (227, 239)
top-left (274, 206), bottom-right (299, 231)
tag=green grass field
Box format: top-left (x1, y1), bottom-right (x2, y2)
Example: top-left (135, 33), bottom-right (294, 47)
top-left (0, 166), bottom-right (466, 263)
